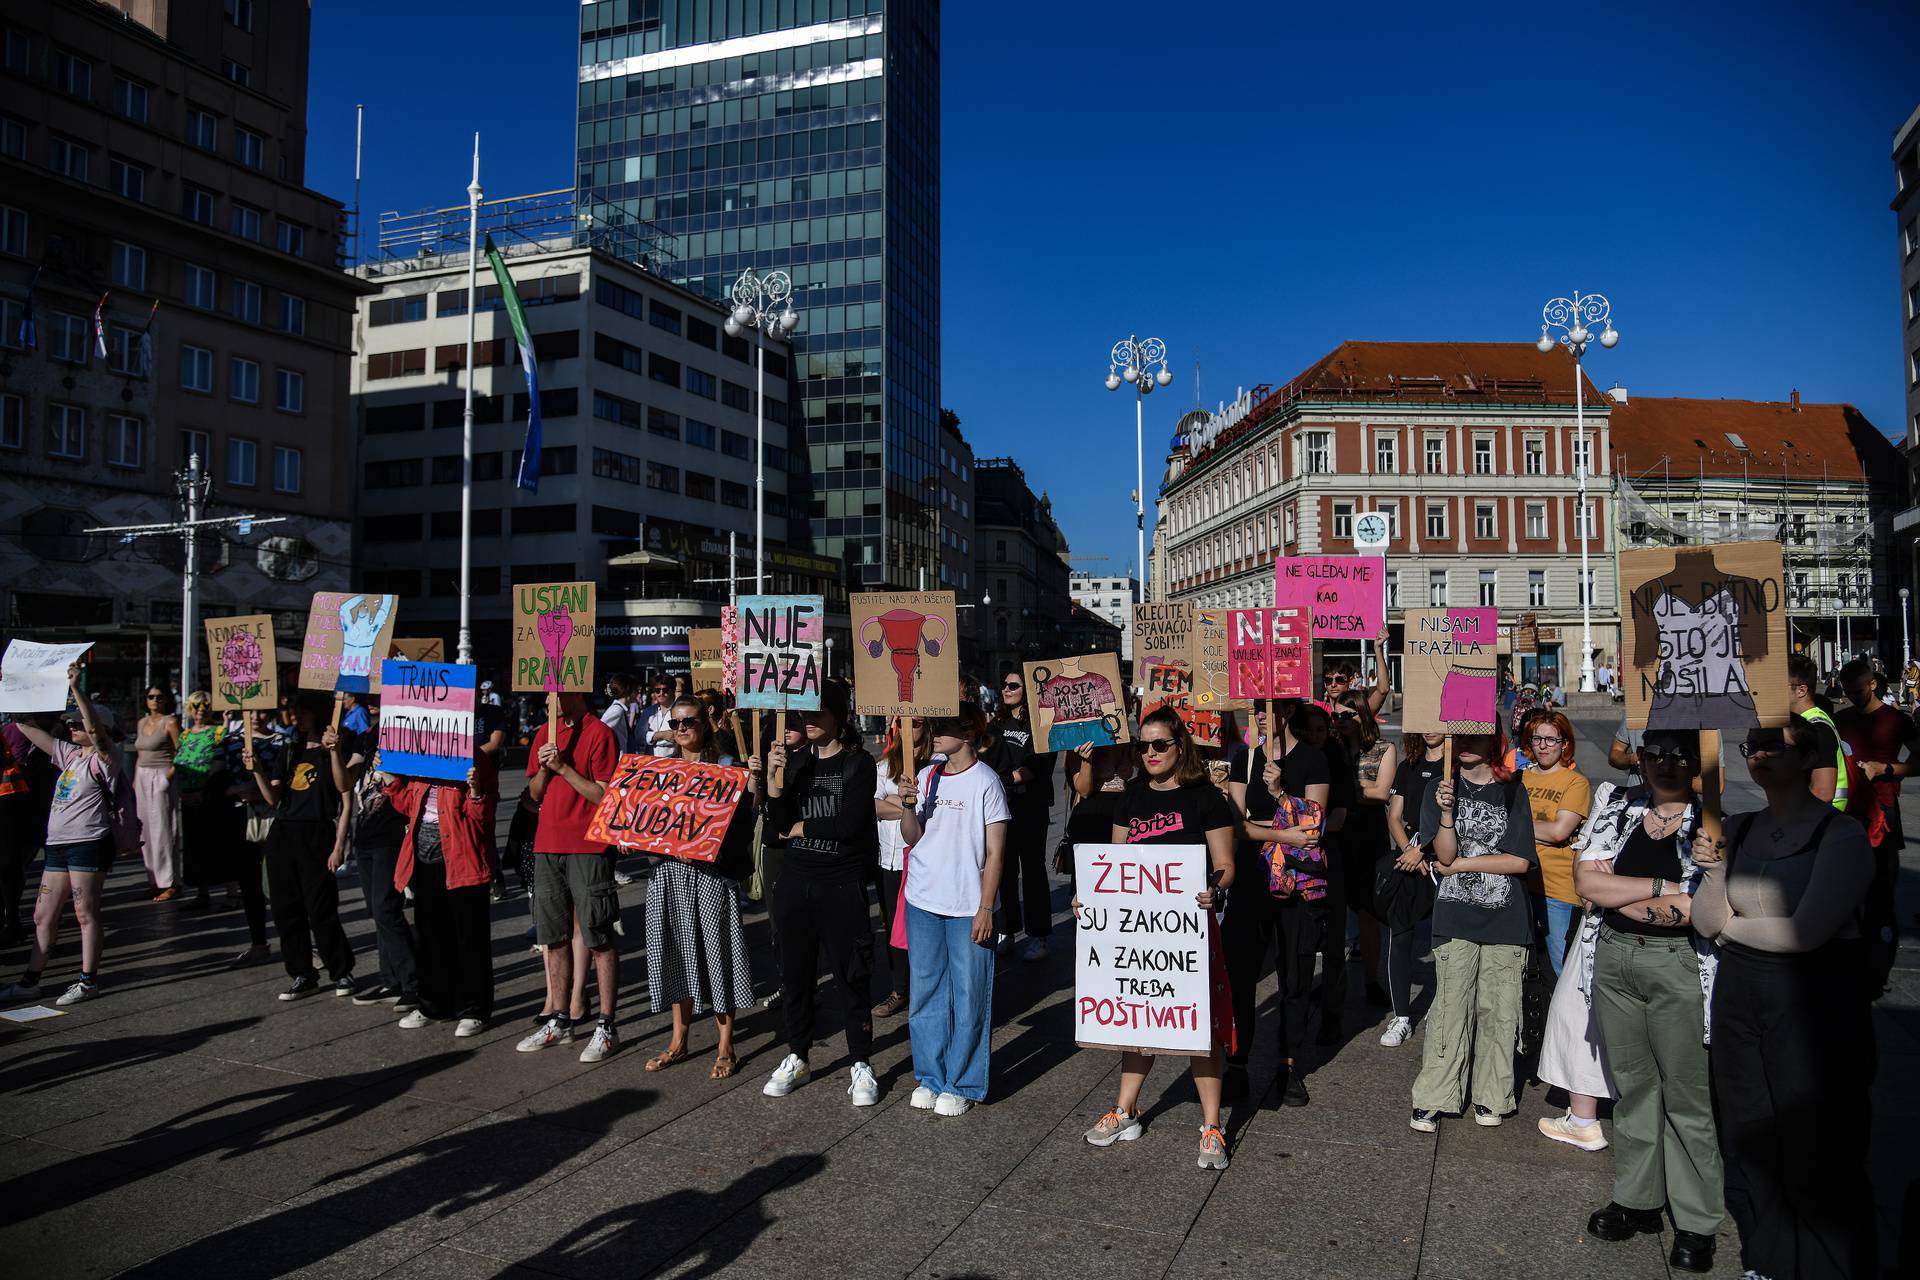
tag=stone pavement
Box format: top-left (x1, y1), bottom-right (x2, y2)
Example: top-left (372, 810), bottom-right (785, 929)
top-left (2, 720), bottom-right (1915, 1278)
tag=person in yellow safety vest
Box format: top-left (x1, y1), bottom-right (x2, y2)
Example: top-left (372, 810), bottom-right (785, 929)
top-left (1787, 655), bottom-right (1848, 811)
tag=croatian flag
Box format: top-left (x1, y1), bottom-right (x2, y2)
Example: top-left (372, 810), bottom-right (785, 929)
top-left (92, 291), bottom-right (110, 359)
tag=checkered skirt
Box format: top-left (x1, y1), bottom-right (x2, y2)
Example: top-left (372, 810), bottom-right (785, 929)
top-left (645, 859), bottom-right (755, 1015)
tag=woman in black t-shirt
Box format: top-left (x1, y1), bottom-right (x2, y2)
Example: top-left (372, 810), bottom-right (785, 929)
top-left (1078, 708), bottom-right (1238, 1172)
top-left (246, 690), bottom-right (355, 1000)
top-left (1296, 702), bottom-right (1354, 1043)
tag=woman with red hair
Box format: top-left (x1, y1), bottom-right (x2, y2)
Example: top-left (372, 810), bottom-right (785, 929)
top-left (1409, 729), bottom-right (1538, 1135)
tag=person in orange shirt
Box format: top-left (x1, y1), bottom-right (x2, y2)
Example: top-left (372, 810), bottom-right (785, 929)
top-left (1522, 711), bottom-right (1592, 977)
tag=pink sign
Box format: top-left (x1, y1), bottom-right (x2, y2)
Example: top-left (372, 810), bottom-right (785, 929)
top-left (1226, 608), bottom-right (1310, 701)
top-left (1274, 556), bottom-right (1386, 639)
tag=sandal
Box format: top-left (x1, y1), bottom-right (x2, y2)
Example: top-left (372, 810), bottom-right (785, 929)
top-left (644, 1045), bottom-right (691, 1072)
top-left (710, 1052), bottom-right (737, 1080)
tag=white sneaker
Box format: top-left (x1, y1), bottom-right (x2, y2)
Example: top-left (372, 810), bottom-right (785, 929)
top-left (933, 1092), bottom-right (972, 1117)
top-left (1537, 1111), bottom-right (1609, 1151)
top-left (1085, 1108), bottom-right (1143, 1146)
top-left (54, 981), bottom-right (97, 1007)
top-left (515, 1016), bottom-right (572, 1052)
top-left (910, 1085), bottom-right (937, 1110)
top-left (762, 1053), bottom-right (809, 1097)
top-left (1379, 1016), bottom-right (1414, 1048)
top-left (454, 1018), bottom-right (485, 1038)
top-left (397, 1009), bottom-right (431, 1030)
top-left (613, 869), bottom-right (635, 887)
top-left (579, 1022), bottom-right (618, 1063)
top-left (848, 1061), bottom-right (880, 1107)
top-left (1021, 937), bottom-right (1049, 962)
top-left (994, 932), bottom-right (1012, 955)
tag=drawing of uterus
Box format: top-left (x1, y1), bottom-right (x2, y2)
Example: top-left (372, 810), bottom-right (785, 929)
top-left (537, 606), bottom-right (573, 692)
top-left (862, 609), bottom-right (948, 701)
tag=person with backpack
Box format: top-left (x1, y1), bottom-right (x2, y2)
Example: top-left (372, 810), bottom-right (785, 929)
top-left (1691, 718), bottom-right (1877, 1280)
top-left (2, 664), bottom-right (123, 1006)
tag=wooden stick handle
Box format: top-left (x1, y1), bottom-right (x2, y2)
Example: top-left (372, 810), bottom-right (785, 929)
top-left (330, 692), bottom-right (344, 732)
top-left (899, 716), bottom-right (917, 793)
top-left (1442, 734), bottom-right (1454, 785)
top-left (547, 691), bottom-right (559, 747)
top-left (774, 709), bottom-right (787, 790)
top-left (727, 711), bottom-right (744, 763)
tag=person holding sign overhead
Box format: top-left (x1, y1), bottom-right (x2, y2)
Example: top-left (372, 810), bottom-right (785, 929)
top-left (1080, 707), bottom-right (1238, 1172)
top-left (385, 749), bottom-right (499, 1037)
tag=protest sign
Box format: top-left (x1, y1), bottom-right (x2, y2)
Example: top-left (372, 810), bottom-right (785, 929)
top-left (585, 755), bottom-right (750, 863)
top-left (300, 592), bottom-right (399, 693)
top-left (1226, 607), bottom-right (1309, 702)
top-left (204, 615), bottom-right (278, 712)
top-left (0, 640), bottom-right (93, 712)
top-left (389, 637), bottom-right (445, 662)
top-left (1189, 609), bottom-right (1250, 712)
top-left (1274, 556), bottom-right (1386, 639)
top-left (376, 660), bottom-right (476, 781)
top-left (1401, 607), bottom-right (1499, 734)
top-left (688, 627), bottom-right (726, 690)
top-left (719, 606), bottom-right (739, 696)
top-left (852, 591), bottom-right (958, 717)
top-left (1073, 843), bottom-right (1212, 1054)
top-left (1133, 602), bottom-right (1194, 668)
top-left (511, 580), bottom-right (596, 693)
top-left (1025, 653), bottom-right (1129, 752)
top-left (734, 594), bottom-right (824, 710)
top-left (1141, 657), bottom-right (1222, 747)
top-left (1620, 541), bottom-right (1788, 732)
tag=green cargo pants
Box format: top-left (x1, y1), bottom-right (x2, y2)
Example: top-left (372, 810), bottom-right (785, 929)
top-left (1411, 938), bottom-right (1526, 1115)
top-left (1592, 927), bottom-right (1724, 1236)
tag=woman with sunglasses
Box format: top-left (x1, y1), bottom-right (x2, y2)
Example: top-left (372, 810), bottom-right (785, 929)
top-left (989, 671), bottom-right (1058, 962)
top-left (1522, 711), bottom-right (1592, 978)
top-left (873, 715), bottom-right (932, 1018)
top-left (1081, 707), bottom-right (1238, 1170)
top-left (760, 680), bottom-right (882, 1106)
top-left (1334, 692), bottom-right (1397, 1011)
top-left (1379, 731), bottom-right (1447, 1046)
top-left (1570, 729), bottom-right (1720, 1274)
top-left (1410, 729), bottom-right (1537, 1134)
top-left (2, 664), bottom-right (119, 1006)
top-left (133, 684), bottom-right (182, 901)
top-left (385, 746), bottom-right (500, 1037)
top-left (638, 698), bottom-right (756, 1079)
top-left (897, 703), bottom-right (1010, 1115)
top-left (1690, 719), bottom-right (1876, 1280)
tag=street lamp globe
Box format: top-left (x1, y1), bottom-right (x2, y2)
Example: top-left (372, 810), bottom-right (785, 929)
top-left (778, 308), bottom-right (798, 334)
top-left (732, 304), bottom-right (755, 327)
top-left (1123, 365), bottom-right (1139, 383)
top-left (1536, 328), bottom-right (1555, 353)
top-left (723, 318), bottom-right (741, 338)
top-left (1105, 372), bottom-right (1121, 391)
top-left (1599, 325), bottom-right (1619, 348)
top-left (1155, 367), bottom-right (1172, 387)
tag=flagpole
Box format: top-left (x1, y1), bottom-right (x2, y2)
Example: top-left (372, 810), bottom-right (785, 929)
top-left (458, 134), bottom-right (480, 666)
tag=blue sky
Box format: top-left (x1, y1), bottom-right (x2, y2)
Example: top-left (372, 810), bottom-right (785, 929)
top-left (309, 0), bottom-right (1920, 578)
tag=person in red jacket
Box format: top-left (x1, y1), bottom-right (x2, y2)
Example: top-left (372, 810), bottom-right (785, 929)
top-left (385, 751), bottom-right (500, 1037)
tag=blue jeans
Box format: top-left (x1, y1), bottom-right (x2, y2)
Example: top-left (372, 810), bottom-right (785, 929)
top-left (1535, 894), bottom-right (1577, 977)
top-left (905, 901), bottom-right (995, 1101)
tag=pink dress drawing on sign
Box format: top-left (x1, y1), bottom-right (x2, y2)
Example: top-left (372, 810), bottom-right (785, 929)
top-left (1439, 665), bottom-right (1497, 733)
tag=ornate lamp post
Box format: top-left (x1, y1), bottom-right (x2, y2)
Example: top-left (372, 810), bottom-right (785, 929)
top-left (1537, 293), bottom-right (1619, 693)
top-left (724, 269), bottom-right (798, 592)
top-left (1106, 336), bottom-right (1172, 589)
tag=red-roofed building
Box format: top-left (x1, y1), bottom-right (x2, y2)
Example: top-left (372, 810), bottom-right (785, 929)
top-left (1609, 390), bottom-right (1905, 671)
top-left (1155, 341), bottom-right (1619, 688)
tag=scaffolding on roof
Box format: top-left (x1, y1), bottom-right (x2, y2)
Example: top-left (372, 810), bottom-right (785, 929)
top-left (361, 188), bottom-right (677, 279)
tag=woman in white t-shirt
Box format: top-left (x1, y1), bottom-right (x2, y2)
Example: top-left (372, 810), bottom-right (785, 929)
top-left (873, 716), bottom-right (932, 1020)
top-left (897, 702), bottom-right (1010, 1116)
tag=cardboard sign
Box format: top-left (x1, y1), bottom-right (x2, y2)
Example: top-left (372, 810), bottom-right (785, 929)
top-left (300, 593), bottom-right (399, 693)
top-left (719, 606), bottom-right (739, 696)
top-left (1133, 602), bottom-right (1194, 668)
top-left (585, 755), bottom-right (750, 863)
top-left (1402, 607), bottom-right (1499, 734)
top-left (1073, 843), bottom-right (1212, 1054)
top-left (376, 660), bottom-right (475, 781)
top-left (1189, 609), bottom-right (1250, 712)
top-left (512, 580), bottom-right (596, 693)
top-left (1620, 541), bottom-right (1789, 732)
top-left (205, 615), bottom-right (278, 712)
top-left (0, 640), bottom-right (93, 712)
top-left (389, 637), bottom-right (445, 662)
top-left (1516, 613), bottom-right (1539, 656)
top-left (852, 591), bottom-right (959, 717)
top-left (1226, 607), bottom-right (1309, 701)
top-left (1025, 653), bottom-right (1129, 753)
top-left (1275, 556), bottom-right (1386, 639)
top-left (1141, 658), bottom-right (1221, 748)
top-left (734, 594), bottom-right (824, 710)
top-left (688, 627), bottom-right (726, 690)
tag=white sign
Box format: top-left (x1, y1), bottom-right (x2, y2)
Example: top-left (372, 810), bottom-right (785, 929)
top-left (1353, 511), bottom-right (1391, 551)
top-left (1185, 388), bottom-right (1257, 459)
top-left (1072, 843), bottom-right (1212, 1054)
top-left (0, 640), bottom-right (94, 712)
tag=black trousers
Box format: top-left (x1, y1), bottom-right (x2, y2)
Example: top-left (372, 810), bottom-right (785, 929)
top-left (0, 793), bottom-right (26, 931)
top-left (1221, 862), bottom-right (1326, 1065)
top-left (237, 838), bottom-right (268, 946)
top-left (997, 805), bottom-right (1054, 939)
top-left (772, 867), bottom-right (873, 1064)
top-left (356, 840), bottom-right (417, 997)
top-left (1384, 923), bottom-right (1416, 1019)
top-left (1315, 843), bottom-right (1349, 1023)
top-left (410, 858), bottom-right (494, 1022)
top-left (1864, 820), bottom-right (1900, 995)
top-left (265, 820), bottom-right (353, 982)
top-left (1712, 941), bottom-right (1877, 1280)
top-left (875, 865), bottom-right (909, 997)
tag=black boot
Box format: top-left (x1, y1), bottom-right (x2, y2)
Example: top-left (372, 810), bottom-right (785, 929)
top-left (1667, 1230), bottom-right (1714, 1273)
top-left (1586, 1202), bottom-right (1663, 1242)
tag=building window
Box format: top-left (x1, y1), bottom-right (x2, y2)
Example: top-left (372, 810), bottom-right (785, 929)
top-left (1578, 569), bottom-right (1595, 606)
top-left (0, 298), bottom-right (20, 348)
top-left (1385, 570), bottom-right (1400, 609)
top-left (184, 264), bottom-right (216, 310)
top-left (1425, 501), bottom-right (1447, 540)
top-left (1525, 502), bottom-right (1547, 539)
top-left (221, 59), bottom-right (251, 88)
top-left (232, 279), bottom-right (261, 325)
top-left (1427, 570), bottom-right (1448, 607)
top-left (110, 241), bottom-right (146, 290)
top-left (0, 204), bottom-right (25, 257)
top-left (647, 406), bottom-right (680, 440)
top-left (2, 29), bottom-right (29, 75)
top-left (279, 295), bottom-right (306, 335)
top-left (106, 414), bottom-right (141, 469)
top-left (1473, 436), bottom-right (1495, 475)
top-left (183, 185), bottom-right (216, 225)
top-left (276, 221), bottom-right (306, 258)
top-left (227, 437), bottom-right (257, 486)
top-left (230, 357), bottom-right (260, 403)
top-left (181, 428), bottom-right (210, 466)
top-left (1528, 569), bottom-right (1546, 607)
top-left (186, 108), bottom-right (218, 151)
top-left (48, 134), bottom-right (89, 181)
top-left (1374, 433), bottom-right (1397, 473)
top-left (112, 75), bottom-right (148, 121)
top-left (0, 390), bottom-right (21, 449)
top-left (371, 296), bottom-right (427, 327)
top-left (1523, 437), bottom-right (1545, 475)
top-left (1303, 431), bottom-right (1330, 474)
top-left (1424, 435), bottom-right (1446, 474)
top-left (366, 349), bottom-right (426, 380)
top-left (649, 299), bottom-right (682, 335)
top-left (1573, 436), bottom-right (1593, 477)
top-left (1332, 501), bottom-right (1353, 540)
top-left (686, 366), bottom-right (717, 399)
top-left (648, 352), bottom-right (680, 387)
top-left (52, 51), bottom-right (91, 100)
top-left (0, 114), bottom-right (23, 160)
top-left (235, 128), bottom-right (263, 168)
top-left (686, 472), bottom-right (716, 502)
top-left (646, 461), bottom-right (679, 493)
top-left (49, 404), bottom-right (85, 459)
top-left (181, 345), bottom-right (213, 392)
top-left (721, 480), bottom-right (750, 508)
top-left (721, 430), bottom-right (750, 460)
top-left (1474, 502), bottom-right (1496, 539)
top-left (1575, 500), bottom-right (1595, 539)
top-left (224, 0), bottom-right (254, 30)
top-left (721, 380), bottom-right (750, 411)
top-left (273, 445), bottom-right (302, 494)
top-left (230, 203), bottom-right (262, 241)
top-left (274, 369), bottom-right (304, 413)
top-left (107, 325), bottom-right (139, 374)
top-left (1284, 506), bottom-right (1296, 543)
top-left (1382, 501), bottom-right (1402, 539)
top-left (51, 312), bottom-right (87, 364)
top-left (1478, 570), bottom-right (1497, 608)
top-left (686, 419), bottom-right (715, 450)
top-left (109, 155), bottom-right (145, 201)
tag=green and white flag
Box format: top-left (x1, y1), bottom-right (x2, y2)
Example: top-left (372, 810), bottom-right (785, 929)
top-left (483, 235), bottom-right (542, 492)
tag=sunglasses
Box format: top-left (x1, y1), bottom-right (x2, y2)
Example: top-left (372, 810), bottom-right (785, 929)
top-left (1134, 739), bottom-right (1176, 756)
top-left (1739, 738), bottom-right (1789, 759)
top-left (667, 717), bottom-right (702, 731)
top-left (1001, 681), bottom-right (1022, 690)
top-left (145, 693), bottom-right (163, 701)
top-left (650, 687), bottom-right (670, 694)
top-left (1642, 748), bottom-right (1698, 767)
top-left (1333, 710), bottom-right (1359, 722)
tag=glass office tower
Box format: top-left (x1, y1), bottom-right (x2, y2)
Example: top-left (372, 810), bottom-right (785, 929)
top-left (576, 0), bottom-right (940, 588)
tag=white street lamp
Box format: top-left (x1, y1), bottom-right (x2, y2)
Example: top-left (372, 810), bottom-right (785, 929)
top-left (723, 268), bottom-right (798, 593)
top-left (1537, 292), bottom-right (1618, 694)
top-left (1106, 335), bottom-right (1172, 586)
top-left (1901, 586), bottom-right (1912, 678)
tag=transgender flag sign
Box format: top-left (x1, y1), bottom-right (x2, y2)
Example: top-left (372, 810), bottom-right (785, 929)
top-left (377, 660), bottom-right (477, 781)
